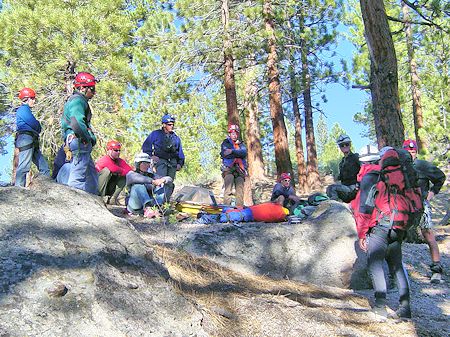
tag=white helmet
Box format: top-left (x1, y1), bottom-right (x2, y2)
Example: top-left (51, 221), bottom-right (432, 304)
top-left (359, 145), bottom-right (380, 163)
top-left (134, 152), bottom-right (152, 167)
top-left (336, 134), bottom-right (351, 145)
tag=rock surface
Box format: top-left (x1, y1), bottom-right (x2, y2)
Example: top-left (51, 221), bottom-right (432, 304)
top-left (0, 177), bottom-right (206, 336)
top-left (0, 177), bottom-right (448, 336)
top-left (181, 201), bottom-right (370, 289)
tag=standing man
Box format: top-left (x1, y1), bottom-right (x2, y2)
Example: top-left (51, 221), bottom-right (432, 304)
top-left (95, 140), bottom-right (133, 205)
top-left (61, 72), bottom-right (98, 194)
top-left (15, 87), bottom-right (50, 186)
top-left (220, 124), bottom-right (247, 206)
top-left (142, 114), bottom-right (184, 201)
top-left (326, 134), bottom-right (360, 202)
top-left (403, 139), bottom-right (446, 283)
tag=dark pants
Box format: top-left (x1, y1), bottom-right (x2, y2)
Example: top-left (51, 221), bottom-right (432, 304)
top-left (222, 166), bottom-right (245, 206)
top-left (154, 158), bottom-right (177, 201)
top-left (98, 168), bottom-right (126, 202)
top-left (367, 224), bottom-right (410, 307)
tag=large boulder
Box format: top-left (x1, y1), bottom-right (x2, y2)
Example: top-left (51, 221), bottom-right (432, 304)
top-left (0, 177), bottom-right (206, 336)
top-left (182, 201), bottom-right (370, 289)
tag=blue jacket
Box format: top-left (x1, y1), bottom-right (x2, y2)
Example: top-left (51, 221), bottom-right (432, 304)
top-left (142, 129), bottom-right (185, 167)
top-left (220, 137), bottom-right (247, 169)
top-left (16, 104), bottom-right (41, 136)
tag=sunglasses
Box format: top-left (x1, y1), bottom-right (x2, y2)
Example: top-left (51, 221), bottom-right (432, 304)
top-left (339, 143), bottom-right (350, 148)
top-left (282, 179), bottom-right (290, 182)
top-left (112, 149), bottom-right (121, 152)
top-left (165, 123), bottom-right (174, 126)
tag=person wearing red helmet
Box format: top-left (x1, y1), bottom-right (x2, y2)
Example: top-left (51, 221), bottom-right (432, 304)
top-left (220, 124), bottom-right (247, 206)
top-left (95, 140), bottom-right (133, 205)
top-left (61, 72), bottom-right (98, 194)
top-left (14, 87), bottom-right (50, 186)
top-left (270, 172), bottom-right (301, 210)
top-left (403, 139), bottom-right (446, 283)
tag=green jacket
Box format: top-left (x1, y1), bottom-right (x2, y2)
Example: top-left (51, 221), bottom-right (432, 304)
top-left (61, 92), bottom-right (96, 145)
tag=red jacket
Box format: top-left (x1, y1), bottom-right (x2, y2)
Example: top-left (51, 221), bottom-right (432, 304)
top-left (95, 155), bottom-right (132, 176)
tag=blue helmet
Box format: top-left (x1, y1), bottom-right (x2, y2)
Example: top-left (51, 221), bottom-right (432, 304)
top-left (162, 114), bottom-right (175, 124)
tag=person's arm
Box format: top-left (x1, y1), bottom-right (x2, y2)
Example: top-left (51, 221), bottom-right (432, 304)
top-left (232, 142), bottom-right (247, 158)
top-left (126, 171), bottom-right (154, 185)
top-left (17, 105), bottom-right (42, 134)
top-left (142, 131), bottom-right (156, 156)
top-left (176, 136), bottom-right (185, 168)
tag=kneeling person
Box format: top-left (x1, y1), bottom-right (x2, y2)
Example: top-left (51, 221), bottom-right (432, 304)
top-left (271, 172), bottom-right (300, 211)
top-left (126, 153), bottom-right (172, 217)
top-left (96, 140), bottom-right (132, 205)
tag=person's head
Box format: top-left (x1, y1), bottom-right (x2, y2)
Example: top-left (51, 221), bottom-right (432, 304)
top-left (403, 139), bottom-right (418, 159)
top-left (336, 134), bottom-right (351, 155)
top-left (134, 152), bottom-right (153, 173)
top-left (228, 124), bottom-right (240, 141)
top-left (279, 172), bottom-right (291, 187)
top-left (161, 114), bottom-right (175, 133)
top-left (106, 140), bottom-right (121, 160)
top-left (359, 145), bottom-right (380, 164)
top-left (18, 87), bottom-right (36, 107)
top-left (73, 72), bottom-right (97, 99)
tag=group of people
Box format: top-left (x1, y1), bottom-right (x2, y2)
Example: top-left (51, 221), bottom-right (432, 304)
top-left (14, 72), bottom-right (184, 218)
top-left (13, 72), bottom-right (446, 320)
top-left (328, 134), bottom-right (446, 319)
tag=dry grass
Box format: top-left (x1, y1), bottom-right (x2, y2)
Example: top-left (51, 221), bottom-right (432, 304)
top-left (150, 244), bottom-right (418, 337)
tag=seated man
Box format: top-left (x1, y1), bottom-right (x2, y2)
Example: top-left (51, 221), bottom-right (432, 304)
top-left (326, 134), bottom-right (360, 202)
top-left (95, 140), bottom-right (132, 205)
top-left (270, 172), bottom-right (300, 211)
top-left (126, 152), bottom-right (172, 218)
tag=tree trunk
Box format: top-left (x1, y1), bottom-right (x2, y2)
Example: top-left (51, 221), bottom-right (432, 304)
top-left (222, 0), bottom-right (240, 128)
top-left (402, 3), bottom-right (425, 152)
top-left (298, 15), bottom-right (320, 191)
top-left (244, 65), bottom-right (266, 182)
top-left (290, 73), bottom-right (308, 194)
top-left (264, 0), bottom-right (293, 177)
top-left (360, 0), bottom-right (405, 148)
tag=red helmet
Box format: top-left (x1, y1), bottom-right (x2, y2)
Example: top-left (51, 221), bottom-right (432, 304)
top-left (106, 140), bottom-right (121, 151)
top-left (74, 72), bottom-right (97, 88)
top-left (280, 172), bottom-right (291, 181)
top-left (18, 88), bottom-right (36, 100)
top-left (402, 139), bottom-right (417, 151)
top-left (228, 124), bottom-right (240, 133)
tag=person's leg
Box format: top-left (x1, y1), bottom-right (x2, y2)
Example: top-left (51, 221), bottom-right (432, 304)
top-left (223, 172), bottom-right (235, 205)
top-left (85, 156), bottom-right (99, 195)
top-left (127, 184), bottom-right (153, 214)
top-left (419, 201), bottom-right (443, 283)
top-left (97, 168), bottom-right (113, 198)
top-left (14, 134), bottom-right (34, 187)
top-left (56, 162), bottom-right (71, 185)
top-left (165, 159), bottom-right (177, 200)
top-left (386, 232), bottom-right (411, 318)
top-left (67, 138), bottom-right (92, 192)
top-left (273, 195), bottom-right (286, 206)
top-left (367, 227), bottom-right (389, 317)
top-left (234, 175), bottom-right (245, 206)
top-left (32, 148), bottom-right (50, 177)
top-left (111, 176), bottom-right (127, 205)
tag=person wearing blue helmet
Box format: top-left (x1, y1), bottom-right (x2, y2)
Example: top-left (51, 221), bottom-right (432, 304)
top-left (142, 114), bottom-right (185, 200)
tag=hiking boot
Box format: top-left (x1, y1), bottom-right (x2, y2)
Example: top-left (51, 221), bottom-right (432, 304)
top-left (430, 262), bottom-right (443, 284)
top-left (389, 305), bottom-right (412, 320)
top-left (430, 272), bottom-right (442, 284)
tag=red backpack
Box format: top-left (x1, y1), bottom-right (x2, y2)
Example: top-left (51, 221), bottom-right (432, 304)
top-left (374, 149), bottom-right (423, 230)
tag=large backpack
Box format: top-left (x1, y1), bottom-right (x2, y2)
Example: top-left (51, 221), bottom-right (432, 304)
top-left (373, 149), bottom-right (423, 230)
